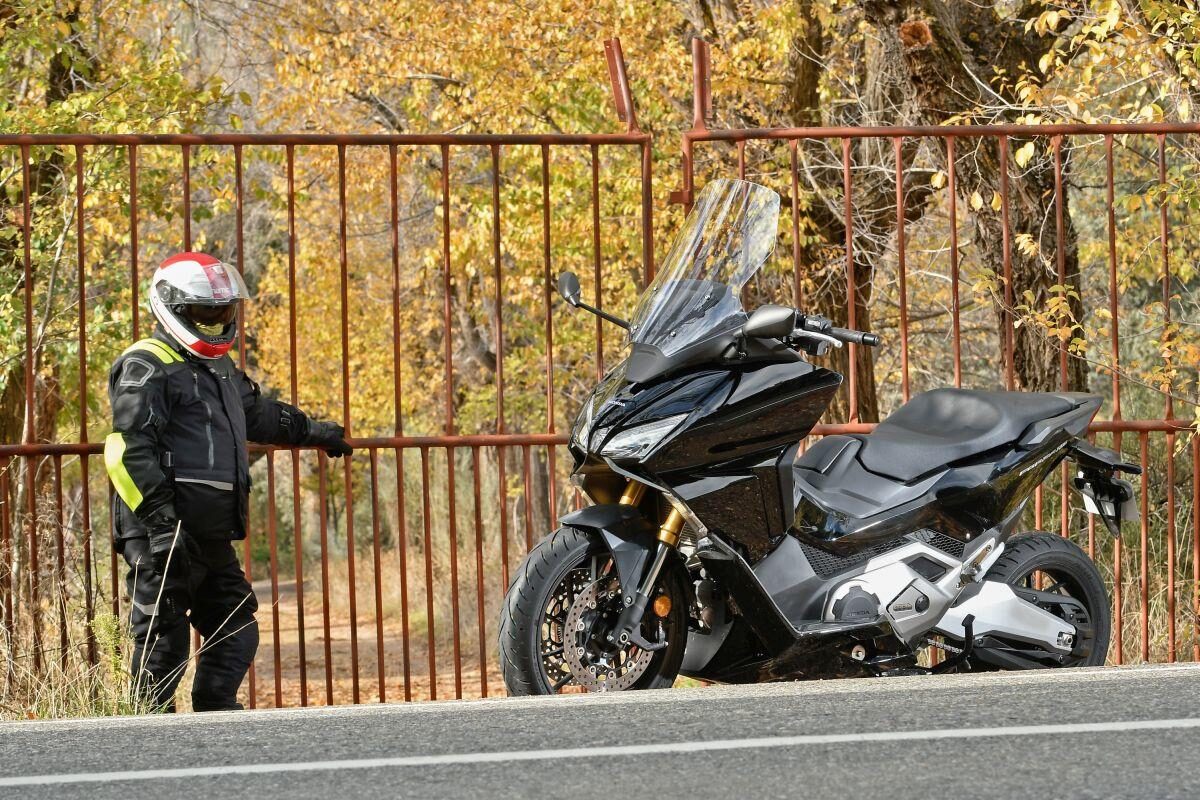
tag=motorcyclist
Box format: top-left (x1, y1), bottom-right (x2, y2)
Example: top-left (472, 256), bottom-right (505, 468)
top-left (103, 251), bottom-right (352, 712)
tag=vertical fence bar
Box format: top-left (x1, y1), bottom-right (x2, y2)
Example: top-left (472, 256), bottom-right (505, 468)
top-left (946, 138), bottom-right (961, 387)
top-left (894, 137), bottom-right (909, 402)
top-left (317, 452), bottom-right (333, 704)
top-left (108, 483), bottom-right (118, 618)
top-left (1052, 135), bottom-right (1068, 390)
top-left (1, 466), bottom-right (11, 654)
top-left (641, 138), bottom-right (655, 282)
top-left (420, 446), bottom-right (435, 700)
top-left (1052, 136), bottom-right (1070, 540)
top-left (789, 140), bottom-right (802, 308)
top-left (181, 144), bottom-right (191, 250)
top-left (20, 143), bottom-right (43, 673)
top-left (842, 138), bottom-right (858, 421)
top-left (999, 136), bottom-right (1014, 390)
top-left (238, 141), bottom-right (254, 708)
top-left (440, 144), bottom-right (462, 699)
top-left (541, 145), bottom-right (558, 524)
top-left (75, 144), bottom-right (96, 665)
top-left (53, 456), bottom-right (67, 670)
top-left (490, 144), bottom-right (510, 590)
top-left (522, 444), bottom-right (534, 552)
top-left (1105, 134), bottom-right (1123, 665)
top-left (337, 144), bottom-right (361, 704)
top-left (389, 144), bottom-right (412, 703)
top-left (448, 445), bottom-right (463, 701)
top-left (591, 144), bottom-right (605, 379)
top-left (1193, 435), bottom-right (1199, 662)
top-left (1157, 134), bottom-right (1176, 660)
top-left (1139, 433), bottom-right (1149, 662)
top-left (396, 446), bottom-right (412, 703)
top-left (369, 449), bottom-right (385, 703)
top-left (235, 144), bottom-right (247, 367)
top-left (129, 144), bottom-right (140, 340)
top-left (266, 450), bottom-right (282, 706)
top-left (471, 446), bottom-right (487, 698)
top-left (285, 144), bottom-right (308, 706)
top-left (244, 493), bottom-right (255, 708)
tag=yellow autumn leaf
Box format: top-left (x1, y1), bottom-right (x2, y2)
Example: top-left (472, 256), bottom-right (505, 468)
top-left (930, 170), bottom-right (947, 189)
top-left (1014, 141), bottom-right (1036, 168)
top-left (970, 191), bottom-right (984, 211)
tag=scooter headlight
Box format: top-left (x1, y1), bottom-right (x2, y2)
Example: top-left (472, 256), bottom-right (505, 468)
top-left (599, 414), bottom-right (687, 461)
top-left (571, 398), bottom-right (595, 451)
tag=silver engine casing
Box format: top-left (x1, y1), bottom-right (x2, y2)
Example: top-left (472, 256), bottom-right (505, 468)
top-left (823, 533), bottom-right (1075, 656)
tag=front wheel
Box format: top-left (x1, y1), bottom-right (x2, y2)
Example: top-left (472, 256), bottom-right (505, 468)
top-left (498, 526), bottom-right (689, 695)
top-left (969, 531), bottom-right (1110, 669)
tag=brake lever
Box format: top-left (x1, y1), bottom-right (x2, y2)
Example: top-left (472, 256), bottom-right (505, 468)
top-left (792, 330), bottom-right (843, 350)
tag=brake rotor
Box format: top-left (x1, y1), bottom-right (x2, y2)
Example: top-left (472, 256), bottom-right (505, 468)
top-left (563, 579), bottom-right (654, 692)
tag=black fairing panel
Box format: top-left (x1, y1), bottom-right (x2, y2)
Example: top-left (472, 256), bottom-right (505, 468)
top-left (648, 360), bottom-right (840, 472)
top-left (582, 355), bottom-right (840, 562)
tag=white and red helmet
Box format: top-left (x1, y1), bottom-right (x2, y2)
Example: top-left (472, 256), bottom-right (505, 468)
top-left (149, 252), bottom-right (250, 359)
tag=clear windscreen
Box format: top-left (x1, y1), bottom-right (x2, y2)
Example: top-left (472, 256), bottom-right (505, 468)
top-left (628, 179), bottom-right (779, 355)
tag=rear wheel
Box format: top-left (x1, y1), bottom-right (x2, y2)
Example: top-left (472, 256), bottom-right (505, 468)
top-left (498, 526), bottom-right (689, 695)
top-left (969, 532), bottom-right (1110, 669)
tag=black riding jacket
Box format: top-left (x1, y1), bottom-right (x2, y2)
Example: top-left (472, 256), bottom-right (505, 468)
top-left (105, 328), bottom-right (314, 540)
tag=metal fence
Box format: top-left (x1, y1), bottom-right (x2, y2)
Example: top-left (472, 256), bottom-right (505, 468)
top-left (0, 38), bottom-right (1197, 710)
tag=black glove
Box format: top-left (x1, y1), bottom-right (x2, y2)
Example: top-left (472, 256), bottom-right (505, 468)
top-left (307, 419), bottom-right (353, 458)
top-left (147, 521), bottom-right (189, 576)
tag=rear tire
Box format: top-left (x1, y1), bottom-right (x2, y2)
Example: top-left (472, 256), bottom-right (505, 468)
top-left (975, 532), bottom-right (1110, 668)
top-left (499, 526), bottom-right (689, 696)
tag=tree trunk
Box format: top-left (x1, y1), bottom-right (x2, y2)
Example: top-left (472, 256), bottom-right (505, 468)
top-left (858, 0), bottom-right (1089, 392)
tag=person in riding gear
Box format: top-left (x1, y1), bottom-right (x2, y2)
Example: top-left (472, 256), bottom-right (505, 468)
top-left (104, 252), bottom-right (352, 712)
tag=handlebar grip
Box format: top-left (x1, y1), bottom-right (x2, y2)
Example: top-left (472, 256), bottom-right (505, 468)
top-left (830, 327), bottom-right (881, 346)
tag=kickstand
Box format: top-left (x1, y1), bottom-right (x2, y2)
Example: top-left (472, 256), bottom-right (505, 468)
top-left (932, 614), bottom-right (976, 674)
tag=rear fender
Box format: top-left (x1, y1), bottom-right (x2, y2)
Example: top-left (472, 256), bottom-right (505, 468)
top-left (1068, 441), bottom-right (1141, 537)
top-left (559, 504), bottom-right (657, 602)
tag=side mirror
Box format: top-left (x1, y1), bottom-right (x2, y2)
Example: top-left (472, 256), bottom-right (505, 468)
top-left (742, 304), bottom-right (796, 340)
top-left (557, 271), bottom-right (582, 307)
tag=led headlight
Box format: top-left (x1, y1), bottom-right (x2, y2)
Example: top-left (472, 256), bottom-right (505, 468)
top-left (571, 397), bottom-right (595, 451)
top-left (599, 414), bottom-right (687, 460)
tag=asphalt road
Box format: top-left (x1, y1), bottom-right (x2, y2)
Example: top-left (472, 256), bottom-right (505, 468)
top-left (1, 664), bottom-right (1198, 799)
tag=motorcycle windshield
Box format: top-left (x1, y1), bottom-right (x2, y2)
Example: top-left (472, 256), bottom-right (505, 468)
top-left (629, 178), bottom-right (779, 356)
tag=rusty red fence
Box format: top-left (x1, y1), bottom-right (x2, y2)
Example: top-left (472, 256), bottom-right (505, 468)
top-left (1, 38), bottom-right (1198, 712)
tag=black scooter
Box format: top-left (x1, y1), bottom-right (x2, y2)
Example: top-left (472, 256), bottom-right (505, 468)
top-left (499, 178), bottom-right (1139, 694)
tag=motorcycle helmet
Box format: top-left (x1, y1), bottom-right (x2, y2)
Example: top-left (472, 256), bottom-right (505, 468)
top-left (149, 252), bottom-right (250, 359)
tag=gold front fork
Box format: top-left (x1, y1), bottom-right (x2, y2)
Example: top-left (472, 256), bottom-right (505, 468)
top-left (619, 479), bottom-right (683, 548)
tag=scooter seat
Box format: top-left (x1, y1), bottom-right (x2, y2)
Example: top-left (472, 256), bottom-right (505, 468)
top-left (857, 389), bottom-right (1092, 482)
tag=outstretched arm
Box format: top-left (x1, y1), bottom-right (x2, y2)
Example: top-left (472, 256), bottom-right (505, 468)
top-left (238, 371), bottom-right (353, 456)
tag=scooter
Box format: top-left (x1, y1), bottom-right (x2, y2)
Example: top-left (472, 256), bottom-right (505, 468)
top-left (498, 178), bottom-right (1139, 694)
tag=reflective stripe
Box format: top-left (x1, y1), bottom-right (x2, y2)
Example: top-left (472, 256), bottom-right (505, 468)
top-left (122, 339), bottom-right (182, 365)
top-left (175, 477), bottom-right (234, 491)
top-left (103, 433), bottom-right (144, 511)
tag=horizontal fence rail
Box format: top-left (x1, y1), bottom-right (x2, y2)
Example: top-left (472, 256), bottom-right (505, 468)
top-left (1, 37), bottom-right (1198, 714)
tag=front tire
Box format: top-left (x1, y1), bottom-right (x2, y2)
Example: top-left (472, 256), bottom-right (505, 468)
top-left (498, 526), bottom-right (689, 696)
top-left (972, 531), bottom-right (1110, 668)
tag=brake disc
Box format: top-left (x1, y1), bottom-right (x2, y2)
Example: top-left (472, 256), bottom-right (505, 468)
top-left (563, 579), bottom-right (654, 692)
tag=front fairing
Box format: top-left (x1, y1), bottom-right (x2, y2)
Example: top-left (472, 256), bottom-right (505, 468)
top-left (568, 358), bottom-right (733, 470)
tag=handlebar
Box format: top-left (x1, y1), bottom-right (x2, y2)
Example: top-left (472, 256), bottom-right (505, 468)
top-left (829, 327), bottom-right (881, 347)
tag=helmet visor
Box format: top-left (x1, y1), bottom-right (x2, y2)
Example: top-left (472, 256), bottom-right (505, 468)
top-left (156, 259), bottom-right (251, 306)
top-left (185, 303), bottom-right (239, 327)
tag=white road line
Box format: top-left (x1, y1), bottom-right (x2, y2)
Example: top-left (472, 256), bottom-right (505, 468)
top-left (2, 717), bottom-right (1198, 787)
